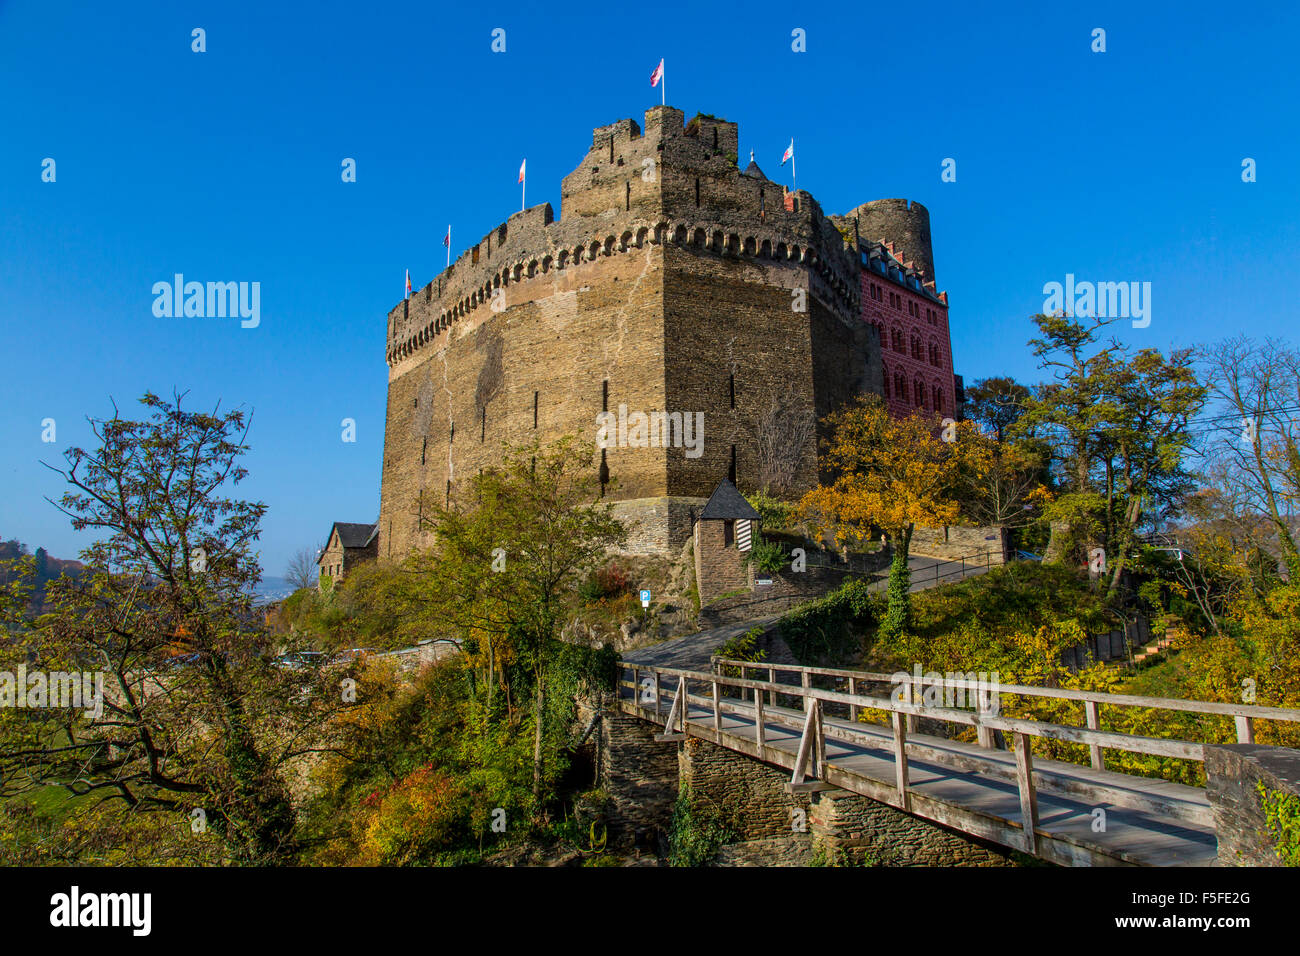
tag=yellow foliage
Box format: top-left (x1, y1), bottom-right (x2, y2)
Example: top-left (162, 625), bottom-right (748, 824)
top-left (798, 397), bottom-right (990, 545)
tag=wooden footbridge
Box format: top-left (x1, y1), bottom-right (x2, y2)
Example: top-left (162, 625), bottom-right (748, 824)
top-left (615, 658), bottom-right (1300, 866)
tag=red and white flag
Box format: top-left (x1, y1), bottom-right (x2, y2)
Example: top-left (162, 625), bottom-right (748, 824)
top-left (442, 227), bottom-right (450, 248)
top-left (518, 159), bottom-right (526, 184)
top-left (781, 139), bottom-right (794, 165)
top-left (405, 269), bottom-right (412, 299)
top-left (650, 58), bottom-right (664, 87)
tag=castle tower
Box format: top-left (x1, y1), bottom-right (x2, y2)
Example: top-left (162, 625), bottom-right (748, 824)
top-left (848, 198), bottom-right (936, 284)
top-left (377, 108), bottom-right (947, 561)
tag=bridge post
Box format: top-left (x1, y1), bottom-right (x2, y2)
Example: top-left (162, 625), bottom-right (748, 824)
top-left (654, 671), bottom-right (661, 718)
top-left (712, 680), bottom-right (721, 731)
top-left (1084, 700), bottom-right (1104, 770)
top-left (754, 687), bottom-right (766, 750)
top-left (801, 669), bottom-right (811, 712)
top-left (891, 711), bottom-right (910, 812)
top-left (1013, 732), bottom-right (1039, 855)
top-left (848, 677), bottom-right (858, 723)
top-left (768, 666), bottom-right (776, 707)
top-left (1235, 715), bottom-right (1255, 744)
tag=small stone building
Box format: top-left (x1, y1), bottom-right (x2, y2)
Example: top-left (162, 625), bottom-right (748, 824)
top-left (317, 521), bottom-right (378, 590)
top-left (693, 479), bottom-right (760, 606)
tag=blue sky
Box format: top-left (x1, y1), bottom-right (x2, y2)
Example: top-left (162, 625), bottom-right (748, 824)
top-left (2, 0), bottom-right (1297, 576)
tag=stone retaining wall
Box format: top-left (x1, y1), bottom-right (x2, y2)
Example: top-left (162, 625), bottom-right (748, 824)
top-left (1205, 743), bottom-right (1300, 867)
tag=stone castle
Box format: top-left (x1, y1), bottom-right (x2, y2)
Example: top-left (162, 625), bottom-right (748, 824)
top-left (376, 105), bottom-right (959, 560)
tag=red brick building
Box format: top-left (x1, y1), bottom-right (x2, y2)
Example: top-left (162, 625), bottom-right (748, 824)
top-left (861, 241), bottom-right (956, 421)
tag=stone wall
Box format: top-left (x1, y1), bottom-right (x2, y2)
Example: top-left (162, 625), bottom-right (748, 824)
top-left (610, 496), bottom-right (705, 556)
top-left (679, 736), bottom-right (811, 840)
top-left (909, 524), bottom-right (1009, 563)
top-left (809, 789), bottom-right (1014, 866)
top-left (578, 696), bottom-right (679, 846)
top-left (1205, 743), bottom-right (1300, 866)
top-left (694, 517), bottom-right (752, 606)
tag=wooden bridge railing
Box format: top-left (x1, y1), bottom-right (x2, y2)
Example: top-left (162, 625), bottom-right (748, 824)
top-left (709, 657), bottom-right (1300, 755)
top-left (617, 659), bottom-right (1300, 855)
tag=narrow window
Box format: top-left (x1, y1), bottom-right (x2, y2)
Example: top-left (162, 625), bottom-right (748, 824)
top-left (450, 421), bottom-right (454, 444)
top-left (712, 127), bottom-right (718, 149)
top-left (421, 437), bottom-right (426, 465)
top-left (694, 178), bottom-right (700, 206)
top-left (625, 181), bottom-right (631, 211)
top-left (609, 135), bottom-right (615, 162)
top-left (414, 396), bottom-right (418, 408)
top-left (724, 519), bottom-right (735, 548)
top-left (729, 372), bottom-right (735, 409)
top-left (533, 390), bottom-right (539, 428)
top-left (445, 479), bottom-right (450, 505)
top-left (602, 379), bottom-right (609, 412)
top-left (729, 445), bottom-right (737, 484)
top-left (480, 406), bottom-right (486, 442)
top-left (599, 449), bottom-right (609, 497)
top-left (759, 188), bottom-right (765, 221)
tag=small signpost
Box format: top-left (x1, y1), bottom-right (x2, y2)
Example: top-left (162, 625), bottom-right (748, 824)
top-left (755, 577), bottom-right (773, 587)
top-left (639, 589), bottom-right (651, 608)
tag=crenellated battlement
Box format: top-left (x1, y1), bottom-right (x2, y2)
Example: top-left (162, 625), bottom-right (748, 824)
top-left (386, 106), bottom-right (871, 368)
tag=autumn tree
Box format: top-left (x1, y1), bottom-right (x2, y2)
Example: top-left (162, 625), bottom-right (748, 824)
top-left (401, 435), bottom-right (626, 805)
top-left (799, 396), bottom-right (990, 636)
top-left (0, 391), bottom-right (346, 863)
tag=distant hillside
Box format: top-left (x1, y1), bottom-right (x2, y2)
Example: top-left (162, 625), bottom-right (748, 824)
top-left (0, 538), bottom-right (86, 611)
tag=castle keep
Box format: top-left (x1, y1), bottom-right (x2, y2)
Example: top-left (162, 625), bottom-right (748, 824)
top-left (378, 106), bottom-right (958, 558)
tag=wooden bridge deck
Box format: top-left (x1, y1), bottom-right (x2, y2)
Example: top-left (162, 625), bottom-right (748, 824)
top-left (615, 660), bottom-right (1300, 867)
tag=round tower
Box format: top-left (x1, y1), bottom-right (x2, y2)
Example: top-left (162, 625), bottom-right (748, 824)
top-left (852, 198), bottom-right (935, 283)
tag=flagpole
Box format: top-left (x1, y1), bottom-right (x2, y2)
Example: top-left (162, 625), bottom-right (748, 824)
top-left (447, 225), bottom-right (451, 268)
top-left (792, 138), bottom-right (796, 193)
top-left (522, 172), bottom-right (525, 212)
top-left (662, 62), bottom-right (666, 106)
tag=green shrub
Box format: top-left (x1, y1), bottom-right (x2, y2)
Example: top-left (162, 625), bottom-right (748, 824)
top-left (667, 786), bottom-right (736, 866)
top-left (743, 539), bottom-right (788, 574)
top-left (778, 578), bottom-right (881, 663)
top-left (745, 491), bottom-right (797, 531)
top-left (578, 563), bottom-right (630, 604)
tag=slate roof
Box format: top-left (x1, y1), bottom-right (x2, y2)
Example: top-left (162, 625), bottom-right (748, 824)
top-left (698, 479), bottom-right (761, 521)
top-left (741, 151), bottom-right (766, 180)
top-left (330, 522), bottom-right (379, 549)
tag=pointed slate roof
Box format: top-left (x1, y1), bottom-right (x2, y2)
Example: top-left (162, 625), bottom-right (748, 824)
top-left (329, 521), bottom-right (379, 549)
top-left (698, 479), bottom-right (761, 521)
top-left (741, 150), bottom-right (766, 180)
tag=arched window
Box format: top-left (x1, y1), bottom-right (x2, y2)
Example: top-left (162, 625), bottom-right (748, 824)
top-left (933, 385), bottom-right (943, 411)
top-left (882, 365), bottom-right (890, 398)
top-left (914, 379), bottom-right (925, 408)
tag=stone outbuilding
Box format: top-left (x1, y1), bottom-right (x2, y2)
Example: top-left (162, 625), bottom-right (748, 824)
top-left (693, 479), bottom-right (760, 606)
top-left (317, 521), bottom-right (378, 590)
